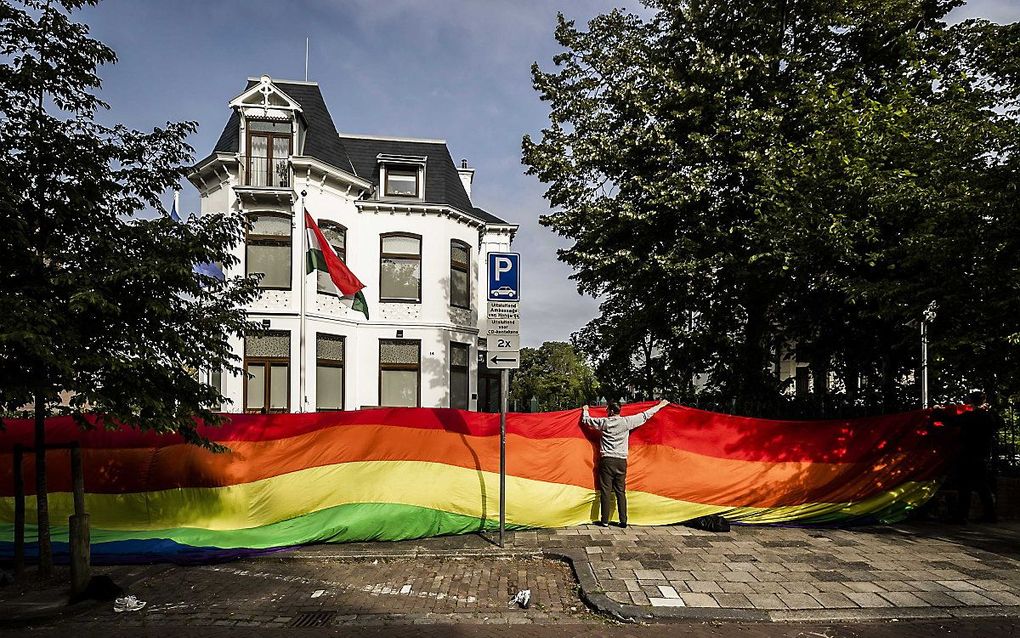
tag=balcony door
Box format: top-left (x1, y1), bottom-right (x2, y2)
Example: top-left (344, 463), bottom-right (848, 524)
top-left (247, 120), bottom-right (291, 188)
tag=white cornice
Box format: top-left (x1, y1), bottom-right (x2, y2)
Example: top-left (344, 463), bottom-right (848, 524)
top-left (290, 155), bottom-right (373, 192)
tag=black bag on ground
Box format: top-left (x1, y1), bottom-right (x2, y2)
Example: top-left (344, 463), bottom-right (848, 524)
top-left (685, 515), bottom-right (731, 533)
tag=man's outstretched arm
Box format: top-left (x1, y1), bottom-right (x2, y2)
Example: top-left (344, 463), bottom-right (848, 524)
top-left (580, 405), bottom-right (609, 432)
top-left (623, 399), bottom-right (670, 431)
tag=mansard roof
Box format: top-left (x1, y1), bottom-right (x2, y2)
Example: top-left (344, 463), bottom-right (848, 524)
top-left (207, 77), bottom-right (510, 225)
top-left (339, 133), bottom-right (506, 224)
top-left (213, 78), bottom-right (356, 175)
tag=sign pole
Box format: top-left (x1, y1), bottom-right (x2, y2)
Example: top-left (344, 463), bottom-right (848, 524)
top-left (499, 368), bottom-right (508, 548)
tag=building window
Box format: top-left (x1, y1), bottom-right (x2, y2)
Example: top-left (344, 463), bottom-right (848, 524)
top-left (246, 120), bottom-right (291, 188)
top-left (450, 342), bottom-right (470, 410)
top-left (245, 330), bottom-right (291, 413)
top-left (379, 339), bottom-right (420, 407)
top-left (795, 366), bottom-right (810, 397)
top-left (246, 213), bottom-right (292, 289)
top-left (316, 333), bottom-right (345, 411)
top-left (380, 233), bottom-right (421, 303)
top-left (210, 369), bottom-right (223, 412)
top-left (384, 165), bottom-right (419, 197)
top-left (316, 221), bottom-right (347, 295)
top-left (450, 240), bottom-right (470, 309)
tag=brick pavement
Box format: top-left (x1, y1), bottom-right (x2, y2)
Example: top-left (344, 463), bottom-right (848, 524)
top-left (66, 556), bottom-right (598, 628)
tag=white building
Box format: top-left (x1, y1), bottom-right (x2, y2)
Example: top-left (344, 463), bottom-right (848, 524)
top-left (188, 76), bottom-right (516, 413)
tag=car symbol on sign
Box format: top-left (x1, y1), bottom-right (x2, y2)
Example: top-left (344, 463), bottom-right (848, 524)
top-left (490, 286), bottom-right (517, 298)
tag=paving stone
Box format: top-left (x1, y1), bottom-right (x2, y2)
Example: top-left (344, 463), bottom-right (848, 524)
top-left (879, 592), bottom-right (931, 607)
top-left (778, 593), bottom-right (823, 609)
top-left (938, 580), bottom-right (984, 592)
top-left (846, 592), bottom-right (894, 608)
top-left (722, 570), bottom-right (758, 583)
top-left (648, 597), bottom-right (686, 607)
top-left (687, 580), bottom-right (723, 593)
top-left (781, 581), bottom-right (821, 595)
top-left (711, 593), bottom-right (755, 608)
top-left (948, 591), bottom-right (999, 606)
top-left (633, 569), bottom-right (664, 580)
top-left (810, 592), bottom-right (858, 608)
top-left (914, 591), bottom-right (965, 607)
top-left (844, 581), bottom-right (888, 593)
top-left (718, 581), bottom-right (755, 594)
top-left (656, 585), bottom-right (681, 599)
top-left (980, 590), bottom-right (1020, 606)
top-left (746, 593), bottom-right (787, 610)
top-left (679, 592), bottom-right (720, 608)
top-left (968, 579), bottom-right (1015, 591)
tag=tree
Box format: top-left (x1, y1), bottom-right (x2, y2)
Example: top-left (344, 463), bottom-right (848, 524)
top-left (0, 0), bottom-right (260, 574)
top-left (523, 1), bottom-right (1020, 417)
top-left (509, 341), bottom-right (600, 411)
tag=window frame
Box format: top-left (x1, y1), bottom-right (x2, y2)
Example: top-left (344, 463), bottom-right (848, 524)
top-left (383, 164), bottom-right (421, 198)
top-left (245, 120), bottom-right (292, 188)
top-left (378, 338), bottom-right (421, 407)
top-left (379, 232), bottom-right (423, 304)
top-left (315, 221), bottom-right (348, 296)
top-left (315, 333), bottom-right (345, 412)
top-left (243, 358), bottom-right (291, 414)
top-left (450, 239), bottom-right (471, 310)
top-left (450, 341), bottom-right (470, 410)
top-left (246, 212), bottom-right (293, 291)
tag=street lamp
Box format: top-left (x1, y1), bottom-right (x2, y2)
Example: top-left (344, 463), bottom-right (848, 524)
top-left (921, 301), bottom-right (937, 408)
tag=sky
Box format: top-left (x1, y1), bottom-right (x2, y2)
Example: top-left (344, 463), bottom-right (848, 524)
top-left (78, 0), bottom-right (1019, 348)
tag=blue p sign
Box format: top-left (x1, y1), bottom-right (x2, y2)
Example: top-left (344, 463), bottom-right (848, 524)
top-left (487, 252), bottom-right (520, 302)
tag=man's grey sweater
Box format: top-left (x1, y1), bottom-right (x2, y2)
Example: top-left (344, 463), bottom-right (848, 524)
top-left (581, 406), bottom-right (659, 459)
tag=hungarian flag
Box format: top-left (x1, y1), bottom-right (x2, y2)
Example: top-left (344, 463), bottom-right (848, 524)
top-left (305, 211), bottom-right (369, 319)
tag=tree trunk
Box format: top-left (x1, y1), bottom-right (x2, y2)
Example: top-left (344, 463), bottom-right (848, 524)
top-left (34, 392), bottom-right (52, 576)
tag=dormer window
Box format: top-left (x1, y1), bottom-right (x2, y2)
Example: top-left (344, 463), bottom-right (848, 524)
top-left (247, 120), bottom-right (291, 188)
top-left (385, 166), bottom-right (419, 197)
top-left (378, 153), bottom-right (426, 200)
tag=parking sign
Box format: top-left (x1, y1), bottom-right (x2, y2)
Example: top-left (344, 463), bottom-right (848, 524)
top-left (487, 252), bottom-right (520, 302)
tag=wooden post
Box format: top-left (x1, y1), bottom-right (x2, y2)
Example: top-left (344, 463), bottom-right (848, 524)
top-left (69, 444), bottom-right (90, 597)
top-left (13, 445), bottom-right (25, 578)
top-left (34, 393), bottom-right (51, 576)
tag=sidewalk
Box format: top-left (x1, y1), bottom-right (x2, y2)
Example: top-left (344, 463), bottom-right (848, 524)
top-left (5, 521), bottom-right (1019, 628)
top-left (515, 520), bottom-right (1020, 622)
top-left (286, 520), bottom-right (1020, 622)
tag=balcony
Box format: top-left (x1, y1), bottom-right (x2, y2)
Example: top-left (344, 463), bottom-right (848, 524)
top-left (234, 156), bottom-right (295, 207)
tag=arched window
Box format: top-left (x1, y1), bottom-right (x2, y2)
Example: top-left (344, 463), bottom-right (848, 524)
top-left (316, 221), bottom-right (347, 295)
top-left (246, 213), bottom-right (292, 289)
top-left (450, 240), bottom-right (470, 309)
top-left (380, 233), bottom-right (422, 303)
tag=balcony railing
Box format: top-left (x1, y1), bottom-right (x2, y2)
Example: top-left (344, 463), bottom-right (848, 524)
top-left (245, 156), bottom-right (290, 188)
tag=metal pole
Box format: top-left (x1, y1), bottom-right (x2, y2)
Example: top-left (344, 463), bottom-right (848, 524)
top-left (921, 318), bottom-right (928, 408)
top-left (299, 192), bottom-right (307, 412)
top-left (499, 368), bottom-right (508, 548)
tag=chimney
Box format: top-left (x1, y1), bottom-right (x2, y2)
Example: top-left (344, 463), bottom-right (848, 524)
top-left (457, 158), bottom-right (475, 200)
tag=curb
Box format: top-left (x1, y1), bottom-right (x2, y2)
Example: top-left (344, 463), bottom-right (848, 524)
top-left (255, 547), bottom-right (543, 561)
top-left (544, 548), bottom-right (767, 623)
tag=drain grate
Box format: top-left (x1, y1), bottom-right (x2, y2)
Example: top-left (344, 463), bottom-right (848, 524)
top-left (290, 611), bottom-right (337, 627)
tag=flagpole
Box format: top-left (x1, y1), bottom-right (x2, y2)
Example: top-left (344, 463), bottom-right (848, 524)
top-left (299, 190), bottom-right (308, 413)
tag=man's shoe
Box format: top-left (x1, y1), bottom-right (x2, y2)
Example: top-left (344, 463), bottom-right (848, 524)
top-left (592, 521), bottom-right (607, 527)
top-left (615, 522), bottom-right (628, 529)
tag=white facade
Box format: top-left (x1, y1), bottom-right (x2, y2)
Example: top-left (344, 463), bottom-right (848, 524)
top-left (189, 77), bottom-right (516, 413)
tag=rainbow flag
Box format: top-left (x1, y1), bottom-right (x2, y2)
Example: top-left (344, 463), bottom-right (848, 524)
top-left (0, 403), bottom-right (954, 563)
